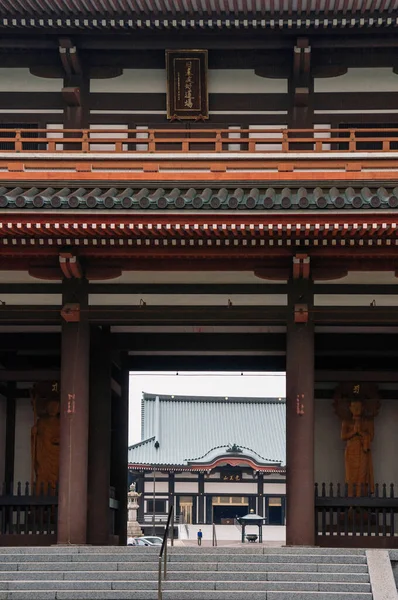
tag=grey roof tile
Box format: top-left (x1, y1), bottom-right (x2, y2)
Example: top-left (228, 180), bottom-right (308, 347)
top-left (129, 394), bottom-right (286, 468)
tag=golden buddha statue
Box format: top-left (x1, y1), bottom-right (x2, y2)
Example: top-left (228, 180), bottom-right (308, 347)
top-left (31, 383), bottom-right (60, 495)
top-left (334, 383), bottom-right (380, 498)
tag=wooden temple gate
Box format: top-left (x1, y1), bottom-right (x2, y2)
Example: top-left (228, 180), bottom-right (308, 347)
top-left (0, 0), bottom-right (398, 547)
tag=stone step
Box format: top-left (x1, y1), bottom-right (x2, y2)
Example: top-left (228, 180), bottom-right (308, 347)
top-left (0, 570), bottom-right (370, 583)
top-left (0, 547), bottom-right (367, 555)
top-left (168, 554), bottom-right (367, 564)
top-left (0, 554), bottom-right (158, 563)
top-left (3, 561), bottom-right (369, 573)
top-left (0, 580), bottom-right (372, 592)
top-left (0, 591), bottom-right (374, 600)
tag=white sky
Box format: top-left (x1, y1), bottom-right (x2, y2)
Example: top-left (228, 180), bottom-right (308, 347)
top-left (128, 371), bottom-right (286, 445)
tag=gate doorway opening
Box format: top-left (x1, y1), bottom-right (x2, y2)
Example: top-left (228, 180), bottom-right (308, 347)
top-left (128, 371), bottom-right (286, 535)
top-left (212, 497), bottom-right (249, 524)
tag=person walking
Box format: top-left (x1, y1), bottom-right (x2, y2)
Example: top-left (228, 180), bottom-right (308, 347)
top-left (197, 528), bottom-right (203, 546)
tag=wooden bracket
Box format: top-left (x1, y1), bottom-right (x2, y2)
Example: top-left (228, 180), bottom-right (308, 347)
top-left (62, 87), bottom-right (81, 107)
top-left (294, 304), bottom-right (309, 324)
top-left (59, 253), bottom-right (83, 279)
top-left (59, 38), bottom-right (82, 77)
top-left (61, 303), bottom-right (80, 323)
top-left (293, 254), bottom-right (310, 279)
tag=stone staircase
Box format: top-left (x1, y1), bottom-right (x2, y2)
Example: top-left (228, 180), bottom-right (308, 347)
top-left (0, 546), bottom-right (373, 599)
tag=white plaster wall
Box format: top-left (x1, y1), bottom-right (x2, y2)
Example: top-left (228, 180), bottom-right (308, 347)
top-left (91, 68), bottom-right (287, 95)
top-left (263, 483), bottom-right (286, 494)
top-left (0, 69), bottom-right (62, 92)
top-left (208, 70), bottom-right (287, 94)
top-left (144, 481), bottom-right (168, 494)
top-left (175, 482), bottom-right (199, 493)
top-left (205, 482), bottom-right (257, 494)
top-left (14, 397), bottom-right (34, 490)
top-left (315, 68), bottom-right (398, 93)
top-left (91, 70), bottom-right (167, 93)
top-left (175, 472), bottom-right (197, 478)
top-left (0, 394), bottom-right (6, 484)
top-left (315, 398), bottom-right (398, 488)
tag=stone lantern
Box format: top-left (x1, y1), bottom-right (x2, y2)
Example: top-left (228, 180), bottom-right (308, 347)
top-left (127, 482), bottom-right (143, 538)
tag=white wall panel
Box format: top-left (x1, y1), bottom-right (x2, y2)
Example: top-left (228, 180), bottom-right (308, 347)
top-left (175, 482), bottom-right (199, 493)
top-left (91, 70), bottom-right (167, 93)
top-left (208, 70), bottom-right (287, 94)
top-left (144, 481), bottom-right (168, 493)
top-left (315, 68), bottom-right (398, 93)
top-left (0, 69), bottom-right (62, 92)
top-left (263, 483), bottom-right (286, 494)
top-left (205, 482), bottom-right (256, 493)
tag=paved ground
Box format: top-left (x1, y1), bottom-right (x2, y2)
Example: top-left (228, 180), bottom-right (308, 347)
top-left (177, 540), bottom-right (284, 547)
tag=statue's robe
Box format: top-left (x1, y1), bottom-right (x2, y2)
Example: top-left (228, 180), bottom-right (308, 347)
top-left (341, 417), bottom-right (374, 497)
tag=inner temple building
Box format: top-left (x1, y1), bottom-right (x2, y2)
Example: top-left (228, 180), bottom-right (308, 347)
top-left (0, 0), bottom-right (398, 548)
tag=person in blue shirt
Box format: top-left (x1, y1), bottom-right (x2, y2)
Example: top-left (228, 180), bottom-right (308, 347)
top-left (197, 529), bottom-right (203, 546)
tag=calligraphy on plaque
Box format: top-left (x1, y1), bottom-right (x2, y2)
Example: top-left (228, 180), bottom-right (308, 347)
top-left (166, 50), bottom-right (208, 120)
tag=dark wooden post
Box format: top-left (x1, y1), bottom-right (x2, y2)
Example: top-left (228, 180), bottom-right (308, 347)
top-left (168, 473), bottom-right (175, 514)
top-left (286, 256), bottom-right (315, 546)
top-left (198, 473), bottom-right (205, 523)
top-left (87, 326), bottom-right (112, 545)
top-left (137, 474), bottom-right (145, 523)
top-left (257, 473), bottom-right (264, 517)
top-left (288, 38), bottom-right (314, 150)
top-left (111, 358), bottom-right (129, 545)
top-left (57, 278), bottom-right (90, 545)
top-left (4, 382), bottom-right (16, 493)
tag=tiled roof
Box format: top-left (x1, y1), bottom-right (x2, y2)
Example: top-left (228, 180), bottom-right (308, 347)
top-left (1, 186), bottom-right (397, 211)
top-left (0, 0), bottom-right (395, 29)
top-left (128, 394), bottom-right (286, 469)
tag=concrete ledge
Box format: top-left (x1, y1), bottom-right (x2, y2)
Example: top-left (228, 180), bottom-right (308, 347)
top-left (366, 549), bottom-right (397, 600)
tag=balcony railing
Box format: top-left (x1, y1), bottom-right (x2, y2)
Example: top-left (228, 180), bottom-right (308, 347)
top-left (1, 127), bottom-right (398, 154)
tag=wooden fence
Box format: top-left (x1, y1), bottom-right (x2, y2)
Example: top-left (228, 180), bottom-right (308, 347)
top-left (315, 482), bottom-right (398, 548)
top-left (0, 482), bottom-right (58, 546)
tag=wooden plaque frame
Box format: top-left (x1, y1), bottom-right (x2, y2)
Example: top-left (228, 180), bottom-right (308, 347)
top-left (166, 49), bottom-right (208, 120)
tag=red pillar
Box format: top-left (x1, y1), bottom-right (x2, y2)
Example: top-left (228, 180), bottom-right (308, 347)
top-left (87, 326), bottom-right (112, 545)
top-left (57, 279), bottom-right (90, 545)
top-left (286, 269), bottom-right (315, 546)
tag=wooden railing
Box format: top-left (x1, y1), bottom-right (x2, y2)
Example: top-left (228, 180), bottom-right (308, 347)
top-left (315, 482), bottom-right (398, 547)
top-left (1, 127), bottom-right (398, 154)
top-left (0, 482), bottom-right (58, 539)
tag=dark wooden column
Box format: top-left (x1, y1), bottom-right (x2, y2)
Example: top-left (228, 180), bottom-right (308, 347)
top-left (137, 474), bottom-right (145, 523)
top-left (257, 473), bottom-right (264, 517)
top-left (288, 38), bottom-right (314, 150)
top-left (111, 359), bottom-right (129, 545)
top-left (87, 326), bottom-right (112, 545)
top-left (286, 256), bottom-right (315, 546)
top-left (4, 382), bottom-right (16, 493)
top-left (168, 473), bottom-right (175, 514)
top-left (198, 473), bottom-right (205, 523)
top-left (57, 278), bottom-right (90, 545)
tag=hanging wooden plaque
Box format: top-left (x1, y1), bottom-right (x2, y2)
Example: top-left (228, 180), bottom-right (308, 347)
top-left (166, 50), bottom-right (208, 120)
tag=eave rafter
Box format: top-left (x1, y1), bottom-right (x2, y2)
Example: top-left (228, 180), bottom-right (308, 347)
top-left (0, 214), bottom-right (398, 254)
top-left (0, 0), bottom-right (397, 30)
